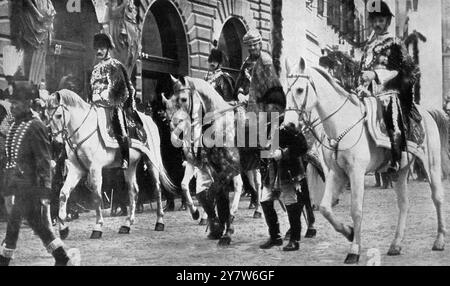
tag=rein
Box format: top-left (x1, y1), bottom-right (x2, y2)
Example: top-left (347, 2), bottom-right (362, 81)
top-left (286, 73), bottom-right (367, 159)
top-left (48, 103), bottom-right (98, 172)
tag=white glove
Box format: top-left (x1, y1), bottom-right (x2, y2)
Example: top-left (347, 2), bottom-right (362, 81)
top-left (238, 93), bottom-right (248, 104)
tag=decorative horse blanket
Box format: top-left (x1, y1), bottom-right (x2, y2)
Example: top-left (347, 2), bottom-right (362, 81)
top-left (364, 97), bottom-right (428, 173)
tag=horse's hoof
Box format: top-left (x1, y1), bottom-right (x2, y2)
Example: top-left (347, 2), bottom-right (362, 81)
top-left (90, 230), bottom-right (102, 239)
top-left (192, 209), bottom-right (200, 221)
top-left (118, 226), bottom-right (131, 234)
top-left (199, 218), bottom-right (208, 226)
top-left (155, 222), bottom-right (165, 231)
top-left (305, 228), bottom-right (317, 238)
top-left (59, 227), bottom-right (70, 240)
top-left (253, 211), bottom-right (262, 219)
top-left (344, 253), bottom-right (360, 264)
top-left (345, 226), bottom-right (354, 242)
top-left (218, 236), bottom-right (231, 246)
top-left (432, 242), bottom-right (445, 251)
top-left (387, 245), bottom-right (402, 256)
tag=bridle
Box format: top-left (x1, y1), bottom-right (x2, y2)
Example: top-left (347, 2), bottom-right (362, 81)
top-left (47, 99), bottom-right (98, 171)
top-left (285, 73), bottom-right (366, 159)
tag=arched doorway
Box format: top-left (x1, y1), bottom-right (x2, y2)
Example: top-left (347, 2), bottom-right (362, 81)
top-left (139, 0), bottom-right (190, 198)
top-left (217, 17), bottom-right (248, 79)
top-left (140, 0), bottom-right (189, 103)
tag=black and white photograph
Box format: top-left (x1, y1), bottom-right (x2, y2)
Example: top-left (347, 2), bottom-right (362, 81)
top-left (0, 0), bottom-right (449, 269)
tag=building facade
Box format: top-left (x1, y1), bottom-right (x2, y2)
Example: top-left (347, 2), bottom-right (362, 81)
top-left (1, 0), bottom-right (371, 103)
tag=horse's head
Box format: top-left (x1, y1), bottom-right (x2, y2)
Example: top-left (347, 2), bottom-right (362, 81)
top-left (45, 90), bottom-right (70, 143)
top-left (165, 75), bottom-right (195, 130)
top-left (285, 57), bottom-right (318, 114)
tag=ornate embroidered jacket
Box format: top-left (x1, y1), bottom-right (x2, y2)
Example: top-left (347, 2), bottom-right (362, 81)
top-left (90, 57), bottom-right (136, 109)
top-left (2, 113), bottom-right (52, 197)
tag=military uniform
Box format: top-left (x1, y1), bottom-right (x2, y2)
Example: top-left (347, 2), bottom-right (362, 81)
top-left (90, 33), bottom-right (137, 169)
top-left (259, 124), bottom-right (308, 251)
top-left (205, 69), bottom-right (236, 103)
top-left (359, 2), bottom-right (420, 171)
top-left (0, 81), bottom-right (80, 266)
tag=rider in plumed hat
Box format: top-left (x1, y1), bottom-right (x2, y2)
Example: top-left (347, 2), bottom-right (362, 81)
top-left (90, 32), bottom-right (138, 169)
top-left (358, 0), bottom-right (420, 177)
top-left (0, 81), bottom-right (80, 266)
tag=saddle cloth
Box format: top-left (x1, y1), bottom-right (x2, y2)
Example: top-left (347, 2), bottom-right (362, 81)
top-left (363, 97), bottom-right (427, 172)
top-left (96, 107), bottom-right (156, 154)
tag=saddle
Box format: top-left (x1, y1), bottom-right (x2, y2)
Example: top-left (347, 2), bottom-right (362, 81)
top-left (96, 107), bottom-right (147, 149)
top-left (363, 97), bottom-right (427, 169)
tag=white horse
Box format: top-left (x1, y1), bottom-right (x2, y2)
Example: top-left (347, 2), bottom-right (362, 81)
top-left (286, 61), bottom-right (448, 264)
top-left (46, 89), bottom-right (173, 239)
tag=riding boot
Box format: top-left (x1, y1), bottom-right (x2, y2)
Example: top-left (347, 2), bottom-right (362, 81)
top-left (283, 203), bottom-right (301, 251)
top-left (197, 191), bottom-right (222, 239)
top-left (118, 136), bottom-right (129, 169)
top-left (260, 201), bottom-right (282, 249)
top-left (0, 255), bottom-right (10, 266)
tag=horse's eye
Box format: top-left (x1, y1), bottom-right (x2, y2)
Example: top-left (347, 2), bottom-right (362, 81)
top-left (55, 114), bottom-right (62, 119)
top-left (180, 98), bottom-right (187, 103)
top-left (296, 88), bottom-right (304, 94)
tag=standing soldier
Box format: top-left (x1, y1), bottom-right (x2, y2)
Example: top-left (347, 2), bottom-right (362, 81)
top-left (259, 122), bottom-right (309, 251)
top-left (357, 1), bottom-right (420, 176)
top-left (0, 81), bottom-right (80, 266)
top-left (90, 32), bottom-right (138, 169)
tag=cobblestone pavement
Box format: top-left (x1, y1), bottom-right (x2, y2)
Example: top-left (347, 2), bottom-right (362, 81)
top-left (1, 176), bottom-right (450, 266)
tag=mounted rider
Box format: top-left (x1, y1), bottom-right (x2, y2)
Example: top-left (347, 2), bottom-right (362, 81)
top-left (357, 1), bottom-right (421, 174)
top-left (204, 44), bottom-right (236, 104)
top-left (90, 32), bottom-right (137, 169)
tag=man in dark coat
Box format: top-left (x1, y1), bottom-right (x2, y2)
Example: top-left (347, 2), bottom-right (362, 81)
top-left (0, 81), bottom-right (80, 266)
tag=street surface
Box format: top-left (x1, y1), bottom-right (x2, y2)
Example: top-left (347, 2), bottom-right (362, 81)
top-left (1, 176), bottom-right (450, 266)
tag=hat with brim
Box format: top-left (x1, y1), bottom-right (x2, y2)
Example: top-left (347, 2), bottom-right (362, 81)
top-left (94, 33), bottom-right (115, 49)
top-left (12, 81), bottom-right (38, 102)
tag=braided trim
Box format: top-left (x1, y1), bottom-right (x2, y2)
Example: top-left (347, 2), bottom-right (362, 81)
top-left (1, 244), bottom-right (15, 259)
top-left (46, 238), bottom-right (65, 254)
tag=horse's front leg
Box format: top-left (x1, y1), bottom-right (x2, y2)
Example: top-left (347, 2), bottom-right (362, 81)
top-left (88, 166), bottom-right (104, 239)
top-left (58, 163), bottom-right (83, 240)
top-left (388, 160), bottom-right (412, 256)
top-left (119, 161), bottom-right (138, 234)
top-left (320, 170), bottom-right (353, 242)
top-left (345, 169), bottom-right (366, 264)
top-left (247, 169), bottom-right (262, 218)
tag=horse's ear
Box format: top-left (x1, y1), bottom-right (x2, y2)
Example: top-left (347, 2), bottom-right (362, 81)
top-left (54, 91), bottom-right (61, 103)
top-left (285, 58), bottom-right (291, 77)
top-left (178, 76), bottom-right (186, 86)
top-left (169, 74), bottom-right (179, 85)
top-left (299, 57), bottom-right (306, 74)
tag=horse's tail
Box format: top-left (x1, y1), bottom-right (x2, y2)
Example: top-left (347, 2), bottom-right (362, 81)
top-left (428, 109), bottom-right (450, 179)
top-left (139, 112), bottom-right (177, 193)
